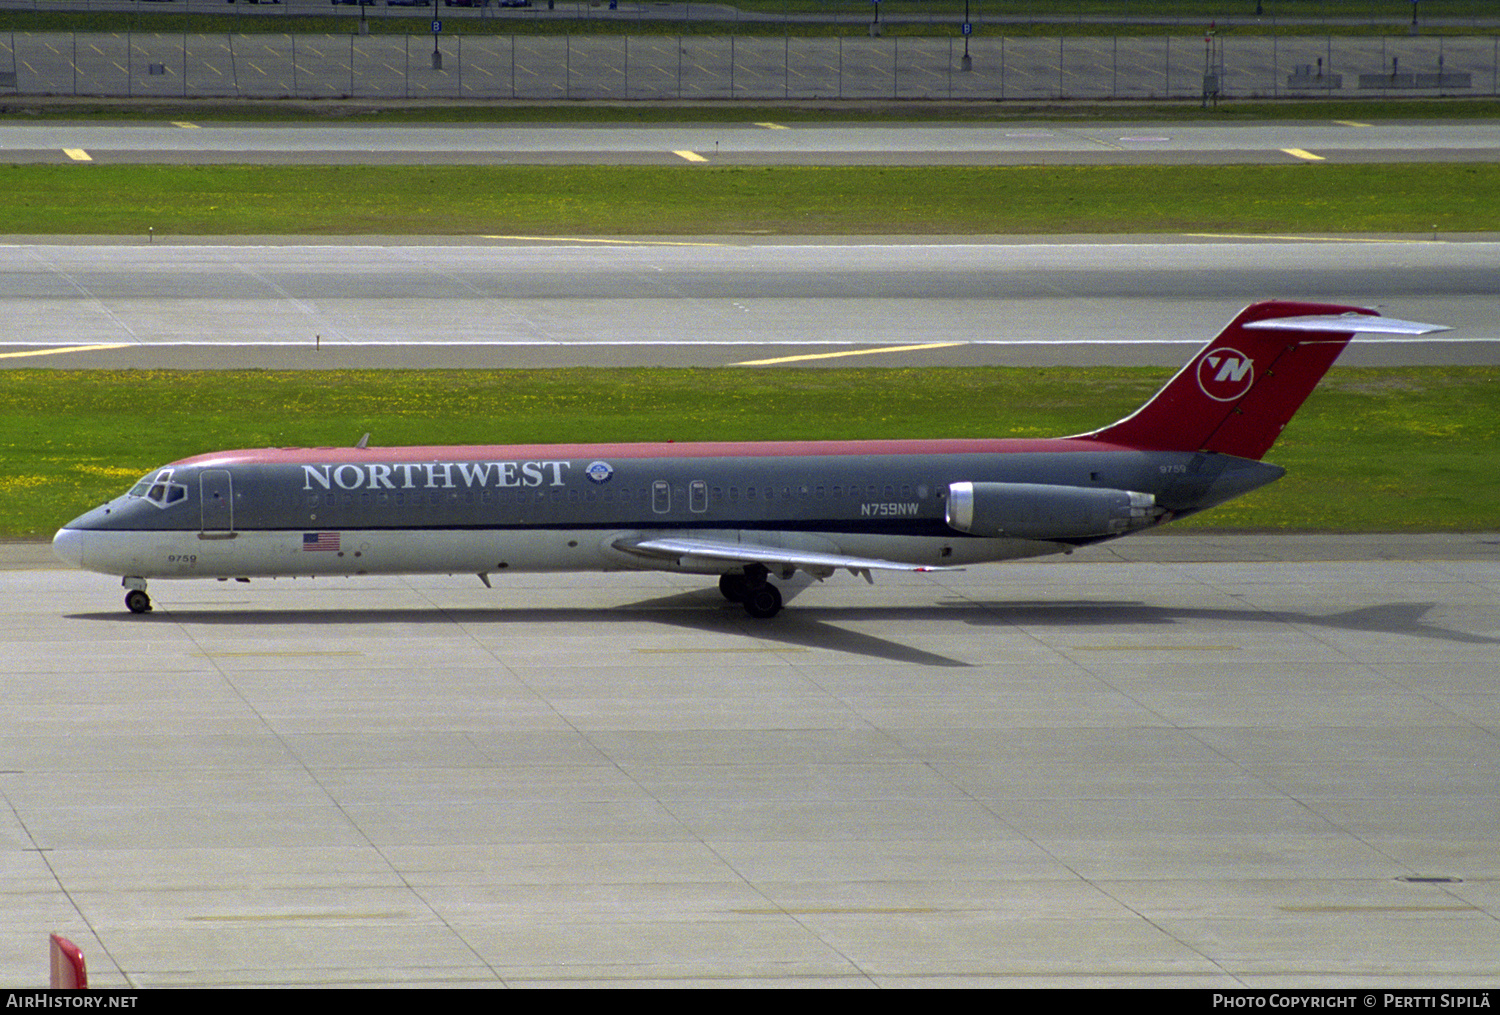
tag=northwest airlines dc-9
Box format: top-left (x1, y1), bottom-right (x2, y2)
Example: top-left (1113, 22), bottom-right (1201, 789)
top-left (53, 302), bottom-right (1444, 619)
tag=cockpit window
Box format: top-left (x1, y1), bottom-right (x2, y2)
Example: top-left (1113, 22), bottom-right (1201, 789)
top-left (128, 469), bottom-right (189, 508)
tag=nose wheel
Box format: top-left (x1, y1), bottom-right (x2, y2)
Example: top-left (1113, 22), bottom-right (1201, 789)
top-left (124, 589), bottom-right (152, 614)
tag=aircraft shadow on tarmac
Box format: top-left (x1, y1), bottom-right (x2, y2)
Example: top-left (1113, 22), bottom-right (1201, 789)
top-left (67, 591), bottom-right (1494, 669)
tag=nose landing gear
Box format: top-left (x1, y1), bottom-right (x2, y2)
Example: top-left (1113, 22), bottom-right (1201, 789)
top-left (123, 577), bottom-right (152, 614)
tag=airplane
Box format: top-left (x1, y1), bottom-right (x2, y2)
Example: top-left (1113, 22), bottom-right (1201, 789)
top-left (52, 300), bottom-right (1445, 619)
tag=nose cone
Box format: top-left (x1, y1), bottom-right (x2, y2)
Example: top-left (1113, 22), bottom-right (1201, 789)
top-left (52, 527), bottom-right (86, 569)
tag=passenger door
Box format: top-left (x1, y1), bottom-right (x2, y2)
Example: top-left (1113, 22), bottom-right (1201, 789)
top-left (199, 470), bottom-right (234, 534)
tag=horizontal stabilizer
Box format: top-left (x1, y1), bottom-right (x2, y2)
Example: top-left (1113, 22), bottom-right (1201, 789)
top-left (1243, 314), bottom-right (1449, 335)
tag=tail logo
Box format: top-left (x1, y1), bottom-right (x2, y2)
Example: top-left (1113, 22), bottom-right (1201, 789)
top-left (1197, 347), bottom-right (1255, 402)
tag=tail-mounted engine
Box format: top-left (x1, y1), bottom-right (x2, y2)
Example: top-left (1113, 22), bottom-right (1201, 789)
top-left (945, 481), bottom-right (1157, 540)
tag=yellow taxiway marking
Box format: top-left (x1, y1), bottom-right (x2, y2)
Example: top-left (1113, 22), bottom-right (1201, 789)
top-left (1182, 233), bottom-right (1440, 244)
top-left (735, 907), bottom-right (943, 915)
top-left (480, 235), bottom-right (723, 247)
top-left (0, 343), bottom-right (130, 360)
top-left (753, 122), bottom-right (788, 129)
top-left (634, 647), bottom-right (808, 654)
top-left (1282, 147), bottom-right (1325, 161)
top-left (736, 341), bottom-right (963, 366)
top-left (1333, 120), bottom-right (1371, 127)
top-left (1281, 905), bottom-right (1476, 914)
top-left (188, 912), bottom-right (403, 922)
top-left (673, 149), bottom-right (709, 162)
top-left (1072, 645), bottom-right (1239, 652)
top-left (62, 148), bottom-right (91, 161)
top-left (171, 121), bottom-right (200, 129)
top-left (192, 651), bottom-right (363, 658)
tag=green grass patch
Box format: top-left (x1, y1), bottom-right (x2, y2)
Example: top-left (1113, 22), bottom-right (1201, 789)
top-left (4, 366), bottom-right (1496, 538)
top-left (3, 163), bottom-right (1497, 235)
top-left (728, 0), bottom-right (1493, 18)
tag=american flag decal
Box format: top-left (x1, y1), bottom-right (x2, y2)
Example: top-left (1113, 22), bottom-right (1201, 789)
top-left (302, 532), bottom-right (340, 552)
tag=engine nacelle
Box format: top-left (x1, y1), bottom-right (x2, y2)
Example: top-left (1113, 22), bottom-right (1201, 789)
top-left (945, 481), bottom-right (1156, 540)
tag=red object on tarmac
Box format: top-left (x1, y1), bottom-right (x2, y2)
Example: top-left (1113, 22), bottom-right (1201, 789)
top-left (49, 934), bottom-right (87, 989)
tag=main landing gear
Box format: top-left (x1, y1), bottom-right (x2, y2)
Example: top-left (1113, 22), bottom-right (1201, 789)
top-left (123, 578), bottom-right (152, 614)
top-left (718, 566), bottom-right (783, 619)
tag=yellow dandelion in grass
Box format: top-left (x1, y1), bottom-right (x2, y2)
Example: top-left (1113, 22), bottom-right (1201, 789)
top-left (73, 464), bottom-right (145, 480)
top-left (0, 475), bottom-right (50, 493)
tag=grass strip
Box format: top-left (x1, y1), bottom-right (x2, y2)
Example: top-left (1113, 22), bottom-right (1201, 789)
top-left (729, 0), bottom-right (1493, 17)
top-left (3, 366), bottom-right (1496, 539)
top-left (3, 163), bottom-right (1498, 236)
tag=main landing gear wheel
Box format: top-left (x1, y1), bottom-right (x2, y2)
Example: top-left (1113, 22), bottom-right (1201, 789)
top-left (718, 572), bottom-right (750, 603)
top-left (741, 581), bottom-right (783, 619)
top-left (124, 589), bottom-right (152, 614)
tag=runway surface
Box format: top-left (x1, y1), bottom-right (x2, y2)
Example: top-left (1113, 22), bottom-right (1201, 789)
top-left (3, 237), bottom-right (1498, 368)
top-left (6, 120), bottom-right (1499, 166)
top-left (4, 533), bottom-right (1498, 987)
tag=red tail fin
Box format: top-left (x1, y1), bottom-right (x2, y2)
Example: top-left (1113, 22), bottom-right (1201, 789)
top-left (1082, 300), bottom-right (1378, 460)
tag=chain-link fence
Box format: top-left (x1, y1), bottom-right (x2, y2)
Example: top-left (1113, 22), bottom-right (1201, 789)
top-left (1, 31), bottom-right (1495, 100)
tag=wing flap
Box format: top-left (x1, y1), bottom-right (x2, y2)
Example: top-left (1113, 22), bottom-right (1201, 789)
top-left (613, 535), bottom-right (961, 575)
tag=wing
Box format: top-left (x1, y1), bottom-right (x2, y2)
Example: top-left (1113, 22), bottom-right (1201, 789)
top-left (612, 534), bottom-right (961, 583)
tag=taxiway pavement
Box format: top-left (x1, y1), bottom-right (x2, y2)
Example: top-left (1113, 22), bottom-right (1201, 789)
top-left (3, 533), bottom-right (1498, 987)
top-left (6, 120), bottom-right (1499, 166)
